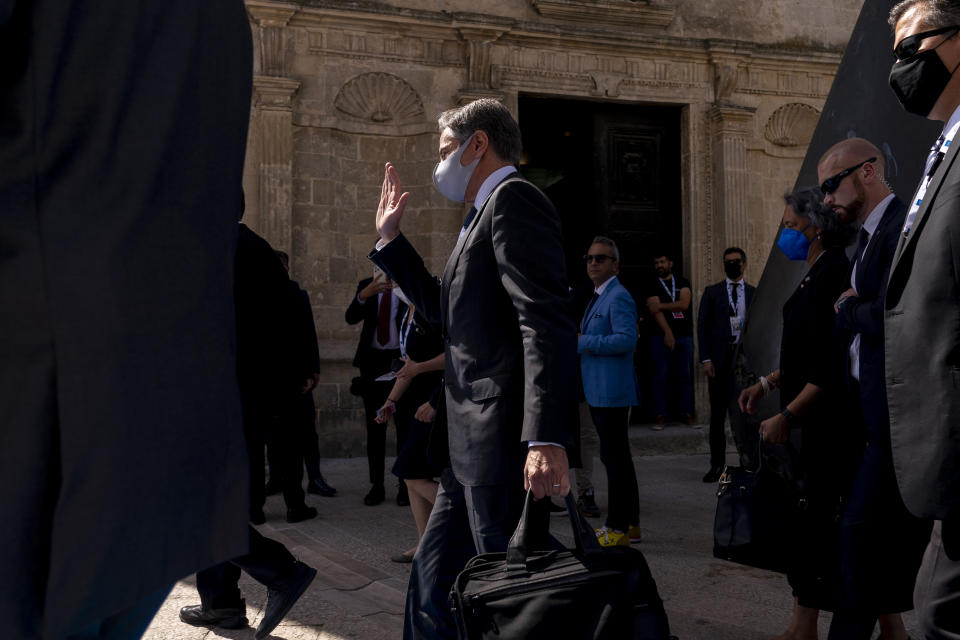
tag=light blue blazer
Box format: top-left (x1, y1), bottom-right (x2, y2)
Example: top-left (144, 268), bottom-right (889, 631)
top-left (578, 276), bottom-right (639, 407)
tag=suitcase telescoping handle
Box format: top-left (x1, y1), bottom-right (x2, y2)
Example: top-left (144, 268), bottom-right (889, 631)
top-left (506, 490), bottom-right (604, 573)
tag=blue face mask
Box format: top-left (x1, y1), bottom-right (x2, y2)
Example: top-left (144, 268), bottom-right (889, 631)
top-left (777, 225), bottom-right (811, 261)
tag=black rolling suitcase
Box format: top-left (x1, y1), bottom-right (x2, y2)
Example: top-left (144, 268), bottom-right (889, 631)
top-left (451, 491), bottom-right (671, 640)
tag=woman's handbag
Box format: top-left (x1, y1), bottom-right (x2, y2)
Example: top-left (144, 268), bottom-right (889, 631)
top-left (712, 450), bottom-right (798, 573)
top-left (451, 491), bottom-right (672, 639)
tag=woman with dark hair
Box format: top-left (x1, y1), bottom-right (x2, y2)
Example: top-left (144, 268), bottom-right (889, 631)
top-left (739, 186), bottom-right (856, 640)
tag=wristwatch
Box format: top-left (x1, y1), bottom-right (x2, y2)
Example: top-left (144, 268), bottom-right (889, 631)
top-left (780, 408), bottom-right (795, 423)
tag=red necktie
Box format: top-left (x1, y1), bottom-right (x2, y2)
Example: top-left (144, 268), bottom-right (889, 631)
top-left (377, 289), bottom-right (392, 346)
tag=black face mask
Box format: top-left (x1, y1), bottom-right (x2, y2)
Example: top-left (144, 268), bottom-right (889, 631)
top-left (890, 48), bottom-right (955, 116)
top-left (723, 260), bottom-right (743, 280)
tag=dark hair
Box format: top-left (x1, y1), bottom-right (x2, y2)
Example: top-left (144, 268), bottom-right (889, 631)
top-left (783, 186), bottom-right (857, 250)
top-left (889, 0), bottom-right (960, 29)
top-left (652, 253), bottom-right (672, 262)
top-left (437, 99), bottom-right (522, 166)
top-left (723, 246), bottom-right (746, 262)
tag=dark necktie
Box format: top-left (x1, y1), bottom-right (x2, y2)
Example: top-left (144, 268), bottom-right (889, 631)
top-left (855, 227), bottom-right (870, 268)
top-left (377, 289), bottom-right (392, 346)
top-left (584, 292), bottom-right (600, 322)
top-left (729, 282), bottom-right (739, 317)
top-left (462, 206), bottom-right (478, 233)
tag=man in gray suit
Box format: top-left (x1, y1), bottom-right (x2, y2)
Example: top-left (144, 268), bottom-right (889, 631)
top-left (370, 99), bottom-right (578, 639)
top-left (886, 2), bottom-right (960, 636)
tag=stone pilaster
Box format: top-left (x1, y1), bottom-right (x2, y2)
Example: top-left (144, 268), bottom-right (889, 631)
top-left (247, 4), bottom-right (300, 255)
top-left (710, 105), bottom-right (756, 256)
top-left (456, 26), bottom-right (506, 104)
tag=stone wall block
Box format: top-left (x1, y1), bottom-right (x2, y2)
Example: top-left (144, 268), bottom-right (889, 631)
top-left (293, 178), bottom-right (311, 204)
top-left (358, 136), bottom-right (406, 162)
top-left (339, 158), bottom-right (387, 187)
top-left (311, 178), bottom-right (334, 204)
top-left (333, 181), bottom-right (359, 210)
top-left (294, 152), bottom-right (332, 179)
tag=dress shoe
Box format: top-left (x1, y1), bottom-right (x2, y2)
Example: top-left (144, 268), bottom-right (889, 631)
top-left (180, 600), bottom-right (248, 630)
top-left (264, 479), bottom-right (282, 496)
top-left (577, 489), bottom-right (601, 518)
top-left (285, 505), bottom-right (317, 523)
top-left (702, 467), bottom-right (723, 483)
top-left (250, 509), bottom-right (266, 525)
top-left (307, 475), bottom-right (336, 497)
top-left (256, 561), bottom-right (317, 639)
top-left (628, 525), bottom-right (643, 544)
top-left (364, 484), bottom-right (385, 506)
top-left (396, 483), bottom-right (410, 507)
top-left (390, 552), bottom-right (414, 563)
top-left (651, 415), bottom-right (665, 431)
top-left (684, 413), bottom-right (696, 426)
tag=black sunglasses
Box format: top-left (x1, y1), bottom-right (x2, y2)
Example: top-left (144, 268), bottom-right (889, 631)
top-left (894, 25), bottom-right (960, 60)
top-left (820, 157), bottom-right (876, 194)
top-left (583, 254), bottom-right (615, 264)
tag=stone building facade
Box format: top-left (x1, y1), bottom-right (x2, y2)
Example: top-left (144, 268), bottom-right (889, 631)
top-left (241, 0), bottom-right (863, 455)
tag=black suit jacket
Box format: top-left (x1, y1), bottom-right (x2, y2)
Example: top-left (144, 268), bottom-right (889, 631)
top-left (0, 2), bottom-right (252, 635)
top-left (345, 277), bottom-right (407, 377)
top-left (886, 136), bottom-right (960, 519)
top-left (697, 279), bottom-right (755, 372)
top-left (371, 174), bottom-right (579, 486)
top-left (836, 196), bottom-right (906, 447)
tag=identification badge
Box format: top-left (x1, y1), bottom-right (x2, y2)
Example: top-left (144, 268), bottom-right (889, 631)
top-left (672, 311), bottom-right (684, 320)
top-left (730, 317), bottom-right (743, 333)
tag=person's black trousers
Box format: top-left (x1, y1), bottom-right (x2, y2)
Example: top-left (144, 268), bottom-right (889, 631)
top-left (262, 411), bottom-right (307, 509)
top-left (706, 349), bottom-right (735, 470)
top-left (197, 527), bottom-right (297, 610)
top-left (590, 405), bottom-right (639, 533)
top-left (914, 517), bottom-right (960, 639)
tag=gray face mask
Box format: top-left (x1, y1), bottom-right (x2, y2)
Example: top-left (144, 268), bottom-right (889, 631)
top-left (432, 133), bottom-right (479, 203)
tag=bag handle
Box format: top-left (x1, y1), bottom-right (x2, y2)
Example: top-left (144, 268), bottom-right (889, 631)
top-left (506, 489), bottom-right (603, 572)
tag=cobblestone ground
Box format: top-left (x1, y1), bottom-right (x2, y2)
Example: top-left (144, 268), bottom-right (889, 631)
top-left (143, 425), bottom-right (917, 639)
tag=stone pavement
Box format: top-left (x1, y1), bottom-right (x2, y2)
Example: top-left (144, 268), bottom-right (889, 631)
top-left (143, 423), bottom-right (917, 640)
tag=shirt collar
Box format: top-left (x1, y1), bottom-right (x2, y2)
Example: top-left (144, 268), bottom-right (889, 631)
top-left (594, 275), bottom-right (617, 296)
top-left (862, 192), bottom-right (895, 237)
top-left (472, 165), bottom-right (518, 211)
top-left (943, 103), bottom-right (960, 145)
top-left (725, 277), bottom-right (743, 286)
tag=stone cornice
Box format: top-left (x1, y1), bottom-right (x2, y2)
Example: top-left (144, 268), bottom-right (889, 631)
top-left (254, 75), bottom-right (302, 111)
top-left (531, 0), bottom-right (675, 28)
top-left (283, 1), bottom-right (843, 67)
top-left (247, 1), bottom-right (298, 26)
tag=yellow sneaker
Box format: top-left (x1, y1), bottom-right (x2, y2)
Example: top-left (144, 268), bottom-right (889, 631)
top-left (594, 526), bottom-right (629, 547)
top-left (628, 525), bottom-right (642, 544)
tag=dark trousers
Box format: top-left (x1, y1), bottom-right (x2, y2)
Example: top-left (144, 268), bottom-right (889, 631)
top-left (66, 587), bottom-right (171, 640)
top-left (197, 526), bottom-right (296, 610)
top-left (650, 336), bottom-right (693, 417)
top-left (590, 405), bottom-right (639, 532)
top-left (361, 348), bottom-right (406, 487)
top-left (914, 517), bottom-right (960, 640)
top-left (256, 411), bottom-right (306, 511)
top-left (403, 468), bottom-right (550, 640)
top-left (266, 393), bottom-right (320, 485)
top-left (706, 347), bottom-right (735, 469)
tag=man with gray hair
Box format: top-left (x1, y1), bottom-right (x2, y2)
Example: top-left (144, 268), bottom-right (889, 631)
top-left (884, 1), bottom-right (960, 636)
top-left (371, 98), bottom-right (578, 639)
top-left (579, 236), bottom-right (642, 547)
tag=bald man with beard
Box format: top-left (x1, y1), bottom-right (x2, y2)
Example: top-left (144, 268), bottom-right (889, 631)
top-left (818, 138), bottom-right (930, 640)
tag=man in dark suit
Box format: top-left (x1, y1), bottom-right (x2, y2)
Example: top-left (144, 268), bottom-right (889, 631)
top-left (371, 98), bottom-right (578, 639)
top-left (820, 137), bottom-right (930, 640)
top-left (0, 3), bottom-right (252, 637)
top-left (697, 247), bottom-right (755, 483)
top-left (346, 271), bottom-right (410, 506)
top-left (266, 251), bottom-right (337, 499)
top-left (884, 4), bottom-right (960, 636)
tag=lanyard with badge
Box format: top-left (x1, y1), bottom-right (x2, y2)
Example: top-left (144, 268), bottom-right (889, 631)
top-left (727, 282), bottom-right (743, 339)
top-left (659, 277), bottom-right (684, 320)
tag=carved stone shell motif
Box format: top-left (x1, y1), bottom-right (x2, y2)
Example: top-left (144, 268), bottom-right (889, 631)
top-left (764, 103), bottom-right (821, 147)
top-left (334, 72), bottom-right (425, 124)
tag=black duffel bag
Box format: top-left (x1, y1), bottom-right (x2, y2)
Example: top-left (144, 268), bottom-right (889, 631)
top-left (451, 490), bottom-right (672, 640)
top-left (712, 447), bottom-right (798, 573)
